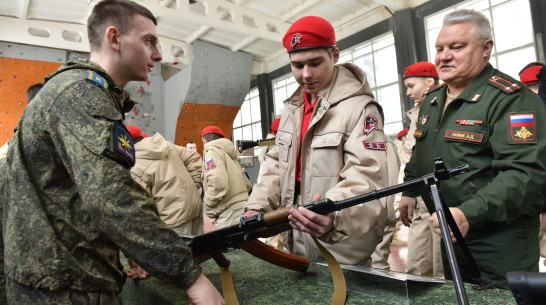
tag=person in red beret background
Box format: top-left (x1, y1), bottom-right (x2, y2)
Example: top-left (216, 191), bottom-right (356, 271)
top-left (518, 62), bottom-right (544, 94)
top-left (201, 126), bottom-right (252, 229)
top-left (396, 62), bottom-right (444, 279)
top-left (243, 16), bottom-right (399, 267)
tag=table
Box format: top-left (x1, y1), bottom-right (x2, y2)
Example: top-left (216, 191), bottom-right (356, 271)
top-left (121, 250), bottom-right (517, 305)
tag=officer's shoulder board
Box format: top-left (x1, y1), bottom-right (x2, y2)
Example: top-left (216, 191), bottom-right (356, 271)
top-left (424, 83), bottom-right (446, 96)
top-left (488, 75), bottom-right (521, 94)
top-left (87, 70), bottom-right (109, 90)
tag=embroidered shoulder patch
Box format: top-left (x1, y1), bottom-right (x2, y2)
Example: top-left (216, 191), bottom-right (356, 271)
top-left (363, 115), bottom-right (380, 135)
top-left (488, 75), bottom-right (520, 94)
top-left (88, 70), bottom-right (109, 89)
top-left (113, 121), bottom-right (135, 166)
top-left (206, 157), bottom-right (216, 171)
top-left (363, 141), bottom-right (387, 150)
top-left (507, 112), bottom-right (537, 144)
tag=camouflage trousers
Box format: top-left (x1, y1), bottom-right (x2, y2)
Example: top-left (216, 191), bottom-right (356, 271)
top-left (6, 280), bottom-right (121, 305)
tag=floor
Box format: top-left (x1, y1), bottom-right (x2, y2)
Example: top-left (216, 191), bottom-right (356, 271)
top-left (204, 215), bottom-right (546, 274)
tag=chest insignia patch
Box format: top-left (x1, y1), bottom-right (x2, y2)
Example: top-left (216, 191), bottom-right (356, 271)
top-left (87, 70), bottom-right (109, 89)
top-left (420, 115), bottom-right (429, 125)
top-left (455, 119), bottom-right (483, 126)
top-left (363, 141), bottom-right (387, 150)
top-left (363, 115), bottom-right (380, 135)
top-left (113, 122), bottom-right (135, 166)
top-left (508, 113), bottom-right (537, 143)
top-left (206, 157), bottom-right (216, 171)
top-left (413, 130), bottom-right (423, 138)
top-left (470, 94), bottom-right (482, 102)
top-left (445, 130), bottom-right (484, 143)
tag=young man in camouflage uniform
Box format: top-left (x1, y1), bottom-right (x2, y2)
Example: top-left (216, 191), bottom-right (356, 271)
top-left (400, 9), bottom-right (546, 289)
top-left (3, 0), bottom-right (223, 303)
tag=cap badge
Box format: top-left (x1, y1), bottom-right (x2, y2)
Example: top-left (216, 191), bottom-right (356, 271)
top-left (291, 33), bottom-right (302, 48)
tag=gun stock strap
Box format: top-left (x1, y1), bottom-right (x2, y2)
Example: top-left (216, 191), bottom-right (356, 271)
top-left (220, 266), bottom-right (239, 305)
top-left (312, 236), bottom-right (347, 305)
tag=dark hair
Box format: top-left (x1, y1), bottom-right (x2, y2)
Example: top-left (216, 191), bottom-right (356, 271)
top-left (518, 62), bottom-right (546, 76)
top-left (26, 82), bottom-right (44, 104)
top-left (87, 0), bottom-right (157, 51)
top-left (186, 141), bottom-right (195, 145)
top-left (203, 133), bottom-right (224, 143)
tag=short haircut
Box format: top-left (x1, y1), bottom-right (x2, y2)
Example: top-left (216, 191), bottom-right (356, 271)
top-left (203, 133), bottom-right (224, 143)
top-left (87, 0), bottom-right (157, 51)
top-left (186, 141), bottom-right (195, 146)
top-left (443, 9), bottom-right (492, 43)
top-left (26, 82), bottom-right (44, 104)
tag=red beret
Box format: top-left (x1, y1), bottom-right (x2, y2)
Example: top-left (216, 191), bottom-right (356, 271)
top-left (202, 126), bottom-right (225, 138)
top-left (141, 133), bottom-right (149, 138)
top-left (271, 118), bottom-right (281, 134)
top-left (397, 129), bottom-right (408, 140)
top-left (403, 62), bottom-right (438, 79)
top-left (126, 125), bottom-right (141, 140)
top-left (283, 16), bottom-right (336, 53)
top-left (519, 65), bottom-right (542, 86)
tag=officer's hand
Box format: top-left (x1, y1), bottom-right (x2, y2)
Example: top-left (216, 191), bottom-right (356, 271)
top-left (186, 273), bottom-right (225, 305)
top-left (126, 258), bottom-right (149, 280)
top-left (428, 207), bottom-right (469, 243)
top-left (288, 194), bottom-right (334, 237)
top-left (399, 196), bottom-right (417, 227)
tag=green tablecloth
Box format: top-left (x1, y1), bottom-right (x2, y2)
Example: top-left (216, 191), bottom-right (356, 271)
top-left (121, 249), bottom-right (516, 305)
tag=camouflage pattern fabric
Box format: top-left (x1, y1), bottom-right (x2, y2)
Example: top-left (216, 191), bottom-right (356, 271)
top-left (0, 160), bottom-right (7, 304)
top-left (3, 54), bottom-right (201, 297)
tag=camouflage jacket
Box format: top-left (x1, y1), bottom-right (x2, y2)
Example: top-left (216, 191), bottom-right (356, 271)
top-left (4, 55), bottom-right (201, 292)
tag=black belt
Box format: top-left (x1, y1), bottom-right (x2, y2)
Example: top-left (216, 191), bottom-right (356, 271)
top-left (293, 181), bottom-right (301, 203)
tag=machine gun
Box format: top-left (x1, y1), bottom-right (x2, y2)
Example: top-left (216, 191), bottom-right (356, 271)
top-left (237, 138), bottom-right (276, 153)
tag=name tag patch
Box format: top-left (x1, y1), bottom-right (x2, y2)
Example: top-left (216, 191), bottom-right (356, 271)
top-left (363, 141), bottom-right (387, 150)
top-left (445, 130), bottom-right (484, 143)
top-left (507, 113), bottom-right (537, 143)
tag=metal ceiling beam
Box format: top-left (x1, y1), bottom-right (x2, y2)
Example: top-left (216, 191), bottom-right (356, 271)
top-left (366, 0), bottom-right (409, 11)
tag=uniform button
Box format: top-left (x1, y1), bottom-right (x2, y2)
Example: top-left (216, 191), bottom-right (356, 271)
top-left (323, 105), bottom-right (326, 110)
top-left (323, 139), bottom-right (326, 143)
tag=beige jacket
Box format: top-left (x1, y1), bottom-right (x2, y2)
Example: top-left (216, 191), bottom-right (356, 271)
top-left (130, 133), bottom-right (203, 228)
top-left (246, 63), bottom-right (399, 266)
top-left (202, 138), bottom-right (252, 219)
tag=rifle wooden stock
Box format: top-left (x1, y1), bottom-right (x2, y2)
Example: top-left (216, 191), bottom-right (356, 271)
top-left (238, 240), bottom-right (309, 273)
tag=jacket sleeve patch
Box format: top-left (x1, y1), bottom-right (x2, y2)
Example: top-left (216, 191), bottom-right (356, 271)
top-left (363, 141), bottom-right (387, 150)
top-left (507, 112), bottom-right (537, 143)
top-left (113, 121), bottom-right (135, 166)
top-left (363, 115), bottom-right (380, 135)
top-left (206, 157), bottom-right (216, 171)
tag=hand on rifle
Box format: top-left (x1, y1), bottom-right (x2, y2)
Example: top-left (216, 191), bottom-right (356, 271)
top-left (288, 194), bottom-right (334, 238)
top-left (399, 196), bottom-right (417, 226)
top-left (429, 207), bottom-right (469, 243)
top-left (126, 258), bottom-right (149, 280)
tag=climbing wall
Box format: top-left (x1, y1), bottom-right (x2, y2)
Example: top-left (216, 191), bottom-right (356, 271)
top-left (0, 57), bottom-right (62, 145)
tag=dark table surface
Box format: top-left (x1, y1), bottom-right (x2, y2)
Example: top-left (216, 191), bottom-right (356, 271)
top-left (121, 249), bottom-right (517, 305)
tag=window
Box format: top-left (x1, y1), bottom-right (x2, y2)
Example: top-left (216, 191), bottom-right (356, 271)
top-left (233, 88), bottom-right (262, 156)
top-left (270, 32), bottom-right (402, 136)
top-left (272, 75), bottom-right (298, 117)
top-left (339, 33), bottom-right (402, 135)
top-left (425, 0), bottom-right (536, 79)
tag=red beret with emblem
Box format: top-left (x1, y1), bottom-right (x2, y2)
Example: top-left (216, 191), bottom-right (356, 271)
top-left (282, 16), bottom-right (336, 53)
top-left (271, 118), bottom-right (281, 134)
top-left (403, 62), bottom-right (438, 80)
top-left (519, 65), bottom-right (542, 86)
top-left (397, 129), bottom-right (409, 140)
top-left (126, 125), bottom-right (141, 140)
top-left (202, 126), bottom-right (225, 138)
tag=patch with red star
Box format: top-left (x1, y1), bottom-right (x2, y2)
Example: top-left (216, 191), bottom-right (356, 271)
top-left (363, 115), bottom-right (380, 135)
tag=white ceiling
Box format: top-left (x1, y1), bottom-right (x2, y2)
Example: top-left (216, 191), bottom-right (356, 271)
top-left (0, 0), bottom-right (430, 75)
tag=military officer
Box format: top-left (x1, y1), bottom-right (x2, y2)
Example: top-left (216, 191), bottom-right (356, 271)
top-left (400, 9), bottom-right (546, 289)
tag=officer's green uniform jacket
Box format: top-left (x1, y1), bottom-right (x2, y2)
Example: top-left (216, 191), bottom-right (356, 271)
top-left (403, 63), bottom-right (546, 289)
top-left (4, 55), bottom-right (201, 293)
